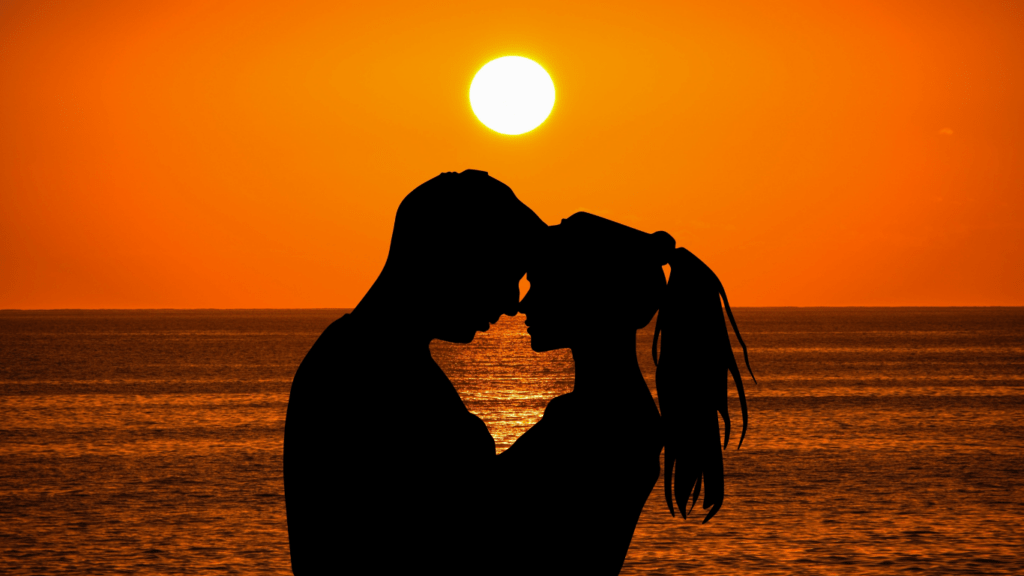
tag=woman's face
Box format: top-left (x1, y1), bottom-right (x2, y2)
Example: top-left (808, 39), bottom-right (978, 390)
top-left (518, 262), bottom-right (594, 353)
top-left (519, 256), bottom-right (665, 352)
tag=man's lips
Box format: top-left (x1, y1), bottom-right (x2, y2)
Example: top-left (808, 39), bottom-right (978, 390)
top-left (477, 312), bottom-right (507, 331)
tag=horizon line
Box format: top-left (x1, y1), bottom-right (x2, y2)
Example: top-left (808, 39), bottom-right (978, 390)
top-left (3, 305), bottom-right (1024, 312)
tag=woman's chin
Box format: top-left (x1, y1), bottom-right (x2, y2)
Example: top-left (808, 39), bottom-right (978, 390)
top-left (527, 333), bottom-right (561, 353)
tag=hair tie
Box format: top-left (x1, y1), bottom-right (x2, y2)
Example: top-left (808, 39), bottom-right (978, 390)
top-left (651, 231), bottom-right (676, 265)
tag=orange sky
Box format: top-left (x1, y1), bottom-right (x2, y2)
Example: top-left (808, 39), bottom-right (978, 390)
top-left (2, 0), bottom-right (1022, 308)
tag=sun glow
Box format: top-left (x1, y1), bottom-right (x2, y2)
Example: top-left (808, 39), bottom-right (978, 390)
top-left (470, 56), bottom-right (555, 135)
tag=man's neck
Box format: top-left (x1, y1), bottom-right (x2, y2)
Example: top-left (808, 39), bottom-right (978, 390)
top-left (351, 275), bottom-right (434, 349)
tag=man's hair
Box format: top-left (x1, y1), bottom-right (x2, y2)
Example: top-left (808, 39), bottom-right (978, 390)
top-left (385, 170), bottom-right (545, 274)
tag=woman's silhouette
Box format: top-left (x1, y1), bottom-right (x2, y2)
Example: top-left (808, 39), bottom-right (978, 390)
top-left (494, 212), bottom-right (754, 575)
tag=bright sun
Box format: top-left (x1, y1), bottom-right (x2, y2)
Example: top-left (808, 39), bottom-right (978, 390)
top-left (470, 56), bottom-right (555, 135)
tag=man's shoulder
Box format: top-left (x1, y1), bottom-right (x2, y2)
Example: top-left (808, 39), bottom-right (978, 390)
top-left (318, 314), bottom-right (356, 344)
top-left (308, 313), bottom-right (366, 354)
top-left (292, 315), bottom-right (366, 386)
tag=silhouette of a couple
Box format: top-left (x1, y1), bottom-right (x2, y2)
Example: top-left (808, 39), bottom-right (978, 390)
top-left (284, 170), bottom-right (754, 575)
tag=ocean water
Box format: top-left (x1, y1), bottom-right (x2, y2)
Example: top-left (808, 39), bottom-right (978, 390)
top-left (1, 308), bottom-right (1022, 575)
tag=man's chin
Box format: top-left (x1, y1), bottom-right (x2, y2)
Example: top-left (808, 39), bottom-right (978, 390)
top-left (436, 327), bottom-right (482, 344)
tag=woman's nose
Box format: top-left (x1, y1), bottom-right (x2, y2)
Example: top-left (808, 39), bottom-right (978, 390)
top-left (518, 289), bottom-right (532, 315)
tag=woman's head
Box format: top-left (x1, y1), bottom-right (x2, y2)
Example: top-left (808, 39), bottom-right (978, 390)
top-left (375, 170), bottom-right (546, 343)
top-left (520, 212), bottom-right (755, 524)
top-left (519, 212), bottom-right (674, 352)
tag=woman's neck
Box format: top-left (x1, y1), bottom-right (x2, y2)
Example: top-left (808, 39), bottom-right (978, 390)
top-left (569, 331), bottom-right (646, 396)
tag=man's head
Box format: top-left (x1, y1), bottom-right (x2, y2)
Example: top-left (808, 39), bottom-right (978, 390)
top-left (381, 170), bottom-right (545, 343)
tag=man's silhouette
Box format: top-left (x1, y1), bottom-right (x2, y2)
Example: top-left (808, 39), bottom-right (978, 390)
top-left (284, 170), bottom-right (545, 574)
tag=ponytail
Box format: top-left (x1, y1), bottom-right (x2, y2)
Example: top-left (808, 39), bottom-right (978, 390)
top-left (652, 247), bottom-right (755, 523)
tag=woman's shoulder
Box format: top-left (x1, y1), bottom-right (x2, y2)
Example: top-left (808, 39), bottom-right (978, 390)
top-left (541, 393), bottom-right (580, 419)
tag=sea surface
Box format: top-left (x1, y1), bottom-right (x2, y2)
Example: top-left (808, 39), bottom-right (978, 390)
top-left (1, 308), bottom-right (1022, 575)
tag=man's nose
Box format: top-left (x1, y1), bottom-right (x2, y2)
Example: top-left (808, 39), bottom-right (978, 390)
top-left (503, 284), bottom-right (521, 317)
top-left (503, 295), bottom-right (519, 317)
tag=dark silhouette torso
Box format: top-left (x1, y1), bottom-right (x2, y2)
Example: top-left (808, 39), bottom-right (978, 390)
top-left (284, 314), bottom-right (496, 575)
top-left (287, 319), bottom-right (662, 575)
top-left (495, 371), bottom-right (662, 575)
